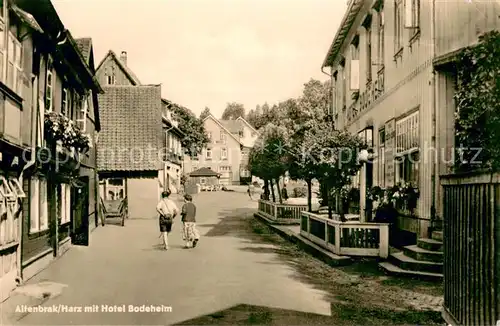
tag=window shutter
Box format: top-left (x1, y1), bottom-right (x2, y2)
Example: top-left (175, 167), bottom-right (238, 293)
top-left (350, 60), bottom-right (360, 90)
top-left (404, 0), bottom-right (415, 28)
top-left (65, 185), bottom-right (71, 223)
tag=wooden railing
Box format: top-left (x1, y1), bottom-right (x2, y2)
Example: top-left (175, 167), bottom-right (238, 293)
top-left (257, 199), bottom-right (308, 224)
top-left (300, 211), bottom-right (389, 258)
top-left (440, 172), bottom-right (500, 326)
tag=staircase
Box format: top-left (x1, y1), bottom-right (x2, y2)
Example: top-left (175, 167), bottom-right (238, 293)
top-left (379, 230), bottom-right (443, 281)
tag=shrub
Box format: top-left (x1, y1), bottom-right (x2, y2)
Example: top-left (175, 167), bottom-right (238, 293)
top-left (293, 186), bottom-right (307, 198)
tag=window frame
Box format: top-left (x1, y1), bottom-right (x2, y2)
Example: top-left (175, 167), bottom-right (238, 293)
top-left (76, 95), bottom-right (88, 131)
top-left (394, 0), bottom-right (404, 53)
top-left (60, 184), bottom-right (71, 225)
top-left (7, 31), bottom-right (22, 95)
top-left (46, 68), bottom-right (53, 112)
top-left (61, 88), bottom-right (68, 116)
top-left (206, 148), bottom-right (212, 159)
top-left (221, 147), bottom-right (227, 159)
top-left (106, 74), bottom-right (115, 85)
top-left (30, 177), bottom-right (49, 234)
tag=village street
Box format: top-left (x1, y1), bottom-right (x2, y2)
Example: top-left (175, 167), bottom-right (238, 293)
top-left (1, 190), bottom-right (443, 325)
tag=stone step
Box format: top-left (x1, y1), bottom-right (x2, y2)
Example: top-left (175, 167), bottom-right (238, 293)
top-left (404, 245), bottom-right (443, 263)
top-left (379, 262), bottom-right (443, 281)
top-left (389, 252), bottom-right (443, 274)
top-left (432, 231), bottom-right (443, 242)
top-left (418, 238), bottom-right (443, 252)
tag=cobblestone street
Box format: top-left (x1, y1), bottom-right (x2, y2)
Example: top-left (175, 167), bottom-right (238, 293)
top-left (1, 191), bottom-right (443, 325)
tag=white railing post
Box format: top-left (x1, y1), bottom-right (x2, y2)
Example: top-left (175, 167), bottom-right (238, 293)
top-left (379, 224), bottom-right (389, 258)
top-left (335, 224), bottom-right (341, 255)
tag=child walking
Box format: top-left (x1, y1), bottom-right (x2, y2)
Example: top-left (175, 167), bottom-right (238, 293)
top-left (181, 194), bottom-right (200, 248)
top-left (156, 190), bottom-right (179, 250)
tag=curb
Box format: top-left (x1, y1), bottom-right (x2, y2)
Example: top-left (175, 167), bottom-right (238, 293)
top-left (253, 213), bottom-right (352, 267)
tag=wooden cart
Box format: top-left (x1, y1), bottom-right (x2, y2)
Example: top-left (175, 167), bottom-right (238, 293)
top-left (100, 197), bottom-right (128, 226)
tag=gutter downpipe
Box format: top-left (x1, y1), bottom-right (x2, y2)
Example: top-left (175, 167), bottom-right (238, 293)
top-left (430, 0), bottom-right (438, 237)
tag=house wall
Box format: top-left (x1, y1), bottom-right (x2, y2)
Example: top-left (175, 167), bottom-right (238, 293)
top-left (184, 117), bottom-right (242, 185)
top-left (95, 56), bottom-right (135, 86)
top-left (237, 120), bottom-right (258, 148)
top-left (127, 176), bottom-right (160, 219)
top-left (435, 1), bottom-right (500, 58)
top-left (331, 0), bottom-right (435, 238)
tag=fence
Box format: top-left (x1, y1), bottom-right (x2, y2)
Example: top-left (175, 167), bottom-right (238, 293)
top-left (300, 211), bottom-right (389, 258)
top-left (440, 172), bottom-right (500, 326)
top-left (257, 199), bottom-right (308, 224)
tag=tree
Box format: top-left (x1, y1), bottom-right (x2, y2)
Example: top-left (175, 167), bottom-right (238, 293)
top-left (248, 123), bottom-right (290, 203)
top-left (169, 103), bottom-right (210, 157)
top-left (199, 107), bottom-right (211, 120)
top-left (246, 107), bottom-right (260, 129)
top-left (301, 122), bottom-right (367, 220)
top-left (221, 102), bottom-right (245, 120)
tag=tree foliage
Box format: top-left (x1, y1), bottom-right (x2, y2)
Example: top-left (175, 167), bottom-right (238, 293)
top-left (199, 107), bottom-right (211, 120)
top-left (221, 102), bottom-right (245, 120)
top-left (170, 104), bottom-right (209, 157)
top-left (455, 30), bottom-right (500, 172)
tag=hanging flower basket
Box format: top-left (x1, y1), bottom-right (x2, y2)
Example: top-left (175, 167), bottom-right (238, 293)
top-left (44, 112), bottom-right (92, 153)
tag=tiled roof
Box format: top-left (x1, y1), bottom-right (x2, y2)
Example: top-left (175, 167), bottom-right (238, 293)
top-left (75, 37), bottom-right (92, 63)
top-left (97, 85), bottom-right (163, 171)
top-left (219, 119), bottom-right (243, 134)
top-left (189, 167), bottom-right (220, 177)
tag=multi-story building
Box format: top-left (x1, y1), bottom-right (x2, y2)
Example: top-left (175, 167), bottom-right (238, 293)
top-left (323, 0), bottom-right (500, 254)
top-left (183, 114), bottom-right (258, 185)
top-left (96, 51), bottom-right (166, 219)
top-left (0, 0), bottom-right (102, 300)
top-left (322, 0), bottom-right (433, 241)
top-left (161, 99), bottom-right (184, 193)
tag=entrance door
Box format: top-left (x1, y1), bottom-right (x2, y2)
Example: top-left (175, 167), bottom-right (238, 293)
top-left (71, 176), bottom-right (89, 246)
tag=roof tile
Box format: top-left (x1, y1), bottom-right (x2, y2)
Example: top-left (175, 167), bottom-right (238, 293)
top-left (97, 85), bottom-right (163, 171)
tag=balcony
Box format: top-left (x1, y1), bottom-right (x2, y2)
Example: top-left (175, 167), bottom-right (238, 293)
top-left (345, 68), bottom-right (385, 125)
top-left (163, 151), bottom-right (183, 165)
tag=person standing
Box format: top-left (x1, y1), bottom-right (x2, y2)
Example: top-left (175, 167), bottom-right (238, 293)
top-left (156, 190), bottom-right (179, 250)
top-left (247, 183), bottom-right (254, 200)
top-left (180, 194), bottom-right (200, 248)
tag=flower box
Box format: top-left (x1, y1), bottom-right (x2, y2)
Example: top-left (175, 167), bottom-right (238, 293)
top-left (45, 112), bottom-right (92, 153)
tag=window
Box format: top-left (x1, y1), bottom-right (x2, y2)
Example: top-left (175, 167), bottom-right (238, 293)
top-left (220, 166), bottom-right (231, 172)
top-left (206, 148), bottom-right (212, 159)
top-left (238, 130), bottom-right (244, 137)
top-left (106, 74), bottom-right (115, 85)
top-left (377, 9), bottom-right (385, 68)
top-left (221, 147), bottom-right (227, 159)
top-left (350, 40), bottom-right (360, 90)
top-left (396, 151), bottom-right (419, 185)
top-left (220, 132), bottom-right (226, 143)
top-left (200, 177), bottom-right (206, 184)
top-left (62, 89), bottom-right (68, 116)
top-left (396, 110), bottom-right (419, 153)
top-left (404, 0), bottom-right (420, 30)
top-left (207, 132), bottom-right (212, 141)
top-left (7, 33), bottom-right (22, 95)
top-left (30, 177), bottom-right (48, 233)
top-left (378, 129), bottom-right (386, 187)
top-left (105, 178), bottom-right (125, 200)
top-left (76, 96), bottom-right (88, 131)
top-left (341, 65), bottom-right (346, 107)
top-left (358, 127), bottom-right (373, 147)
top-left (366, 27), bottom-right (372, 81)
top-left (59, 184), bottom-right (71, 224)
top-left (394, 0), bottom-right (403, 52)
top-left (46, 69), bottom-right (53, 111)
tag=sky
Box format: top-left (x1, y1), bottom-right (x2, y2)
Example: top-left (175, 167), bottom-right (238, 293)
top-left (52, 0), bottom-right (347, 117)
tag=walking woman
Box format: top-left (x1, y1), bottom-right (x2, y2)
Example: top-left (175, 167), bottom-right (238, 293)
top-left (156, 190), bottom-right (179, 250)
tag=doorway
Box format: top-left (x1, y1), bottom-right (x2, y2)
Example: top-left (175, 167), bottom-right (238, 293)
top-left (71, 176), bottom-right (89, 246)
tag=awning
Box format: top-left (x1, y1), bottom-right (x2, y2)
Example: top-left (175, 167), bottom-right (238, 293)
top-left (10, 5), bottom-right (44, 34)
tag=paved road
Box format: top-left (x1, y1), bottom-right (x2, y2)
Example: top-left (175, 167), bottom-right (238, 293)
top-left (2, 191), bottom-right (331, 325)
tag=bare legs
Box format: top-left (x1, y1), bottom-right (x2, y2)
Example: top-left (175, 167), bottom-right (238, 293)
top-left (162, 231), bottom-right (168, 250)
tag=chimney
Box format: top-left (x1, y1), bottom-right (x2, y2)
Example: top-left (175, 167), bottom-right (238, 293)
top-left (120, 51), bottom-right (127, 66)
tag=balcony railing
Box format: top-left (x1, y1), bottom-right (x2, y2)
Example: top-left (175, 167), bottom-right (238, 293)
top-left (300, 211), bottom-right (389, 258)
top-left (163, 151), bottom-right (183, 165)
top-left (257, 199), bottom-right (308, 224)
top-left (346, 68), bottom-right (385, 125)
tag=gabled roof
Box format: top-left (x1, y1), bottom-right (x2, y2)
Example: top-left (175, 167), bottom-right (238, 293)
top-left (97, 85), bottom-right (163, 172)
top-left (202, 114), bottom-right (243, 145)
top-left (236, 116), bottom-right (258, 134)
top-left (96, 50), bottom-right (141, 85)
top-left (189, 167), bottom-right (220, 177)
top-left (219, 120), bottom-right (243, 134)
